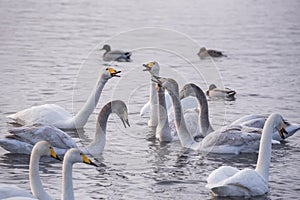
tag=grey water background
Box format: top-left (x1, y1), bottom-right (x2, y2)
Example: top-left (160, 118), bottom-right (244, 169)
top-left (0, 0), bottom-right (300, 199)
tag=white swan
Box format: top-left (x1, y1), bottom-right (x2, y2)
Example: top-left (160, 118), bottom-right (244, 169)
top-left (0, 100), bottom-right (130, 156)
top-left (141, 61), bottom-right (197, 125)
top-left (206, 113), bottom-right (286, 197)
top-left (206, 84), bottom-right (236, 100)
top-left (7, 67), bottom-right (121, 129)
top-left (0, 141), bottom-right (61, 199)
top-left (197, 47), bottom-right (227, 58)
top-left (100, 44), bottom-right (132, 62)
top-left (153, 77), bottom-right (287, 153)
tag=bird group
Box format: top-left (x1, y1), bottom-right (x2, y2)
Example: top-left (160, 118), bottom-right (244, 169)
top-left (0, 45), bottom-right (299, 199)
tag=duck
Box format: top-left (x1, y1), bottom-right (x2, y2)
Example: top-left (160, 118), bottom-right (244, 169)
top-left (152, 76), bottom-right (288, 154)
top-left (7, 67), bottom-right (121, 129)
top-left (100, 44), bottom-right (132, 62)
top-left (197, 47), bottom-right (227, 58)
top-left (206, 113), bottom-right (286, 197)
top-left (0, 100), bottom-right (130, 156)
top-left (206, 84), bottom-right (236, 100)
top-left (0, 141), bottom-right (61, 199)
top-left (141, 61), bottom-right (197, 127)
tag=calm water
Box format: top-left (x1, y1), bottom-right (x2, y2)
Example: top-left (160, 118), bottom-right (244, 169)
top-left (0, 0), bottom-right (300, 199)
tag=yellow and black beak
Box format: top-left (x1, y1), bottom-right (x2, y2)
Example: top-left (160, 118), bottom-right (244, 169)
top-left (81, 153), bottom-right (98, 167)
top-left (142, 62), bottom-right (154, 71)
top-left (50, 147), bottom-right (62, 161)
top-left (107, 67), bottom-right (121, 77)
top-left (279, 122), bottom-right (288, 139)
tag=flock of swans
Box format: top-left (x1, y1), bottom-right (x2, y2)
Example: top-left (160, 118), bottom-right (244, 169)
top-left (0, 48), bottom-right (299, 199)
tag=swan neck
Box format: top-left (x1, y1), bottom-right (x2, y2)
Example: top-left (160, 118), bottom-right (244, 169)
top-left (30, 152), bottom-right (52, 200)
top-left (62, 160), bottom-right (74, 200)
top-left (149, 77), bottom-right (158, 127)
top-left (169, 89), bottom-right (193, 147)
top-left (72, 77), bottom-right (108, 128)
top-left (255, 117), bottom-right (275, 181)
top-left (156, 86), bottom-right (172, 141)
top-left (194, 87), bottom-right (213, 135)
top-left (87, 102), bottom-right (112, 154)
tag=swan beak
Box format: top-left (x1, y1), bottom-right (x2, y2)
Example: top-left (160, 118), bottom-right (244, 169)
top-left (142, 62), bottom-right (154, 71)
top-left (107, 68), bottom-right (121, 77)
top-left (122, 118), bottom-right (130, 128)
top-left (179, 89), bottom-right (185, 100)
top-left (82, 153), bottom-right (98, 167)
top-left (279, 122), bottom-right (288, 139)
top-left (50, 147), bottom-right (62, 161)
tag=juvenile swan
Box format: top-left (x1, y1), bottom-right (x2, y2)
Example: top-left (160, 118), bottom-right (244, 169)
top-left (206, 113), bottom-right (287, 197)
top-left (0, 100), bottom-right (130, 156)
top-left (7, 67), bottom-right (121, 129)
top-left (153, 77), bottom-right (287, 153)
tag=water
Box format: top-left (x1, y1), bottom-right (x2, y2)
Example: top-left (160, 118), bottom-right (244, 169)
top-left (0, 0), bottom-right (300, 199)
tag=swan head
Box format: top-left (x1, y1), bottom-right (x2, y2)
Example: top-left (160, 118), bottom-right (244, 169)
top-left (269, 113), bottom-right (288, 139)
top-left (152, 75), bottom-right (179, 96)
top-left (100, 44), bottom-right (111, 52)
top-left (179, 83), bottom-right (199, 99)
top-left (64, 148), bottom-right (98, 167)
top-left (32, 141), bottom-right (61, 161)
top-left (110, 100), bottom-right (130, 128)
top-left (143, 61), bottom-right (160, 76)
top-left (208, 84), bottom-right (217, 90)
top-left (103, 67), bottom-right (121, 79)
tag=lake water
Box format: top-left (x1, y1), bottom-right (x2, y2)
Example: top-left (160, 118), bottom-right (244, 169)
top-left (0, 0), bottom-right (300, 199)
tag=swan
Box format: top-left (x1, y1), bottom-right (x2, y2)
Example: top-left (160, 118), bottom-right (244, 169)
top-left (100, 44), bottom-right (132, 62)
top-left (206, 84), bottom-right (236, 100)
top-left (7, 67), bottom-right (121, 129)
top-left (197, 47), bottom-right (227, 58)
top-left (0, 141), bottom-right (61, 199)
top-left (152, 77), bottom-right (287, 153)
top-left (181, 83), bottom-right (299, 142)
top-left (141, 61), bottom-right (197, 125)
top-left (206, 113), bottom-right (287, 197)
top-left (0, 100), bottom-right (130, 156)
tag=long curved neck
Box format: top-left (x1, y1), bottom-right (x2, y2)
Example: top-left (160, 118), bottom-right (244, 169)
top-left (156, 85), bottom-right (172, 141)
top-left (62, 159), bottom-right (74, 200)
top-left (30, 152), bottom-right (53, 200)
top-left (149, 78), bottom-right (158, 127)
top-left (169, 89), bottom-right (194, 147)
top-left (194, 86), bottom-right (214, 136)
top-left (71, 76), bottom-right (108, 128)
top-left (87, 102), bottom-right (113, 155)
top-left (255, 116), bottom-right (275, 181)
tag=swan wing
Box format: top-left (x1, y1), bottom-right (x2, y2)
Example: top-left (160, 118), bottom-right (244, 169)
top-left (209, 169), bottom-right (268, 197)
top-left (230, 114), bottom-right (268, 126)
top-left (140, 101), bottom-right (150, 116)
top-left (7, 104), bottom-right (71, 126)
top-left (0, 138), bottom-right (34, 154)
top-left (0, 184), bottom-right (37, 199)
top-left (206, 166), bottom-right (239, 188)
top-left (201, 127), bottom-right (261, 154)
top-left (8, 124), bottom-right (77, 149)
